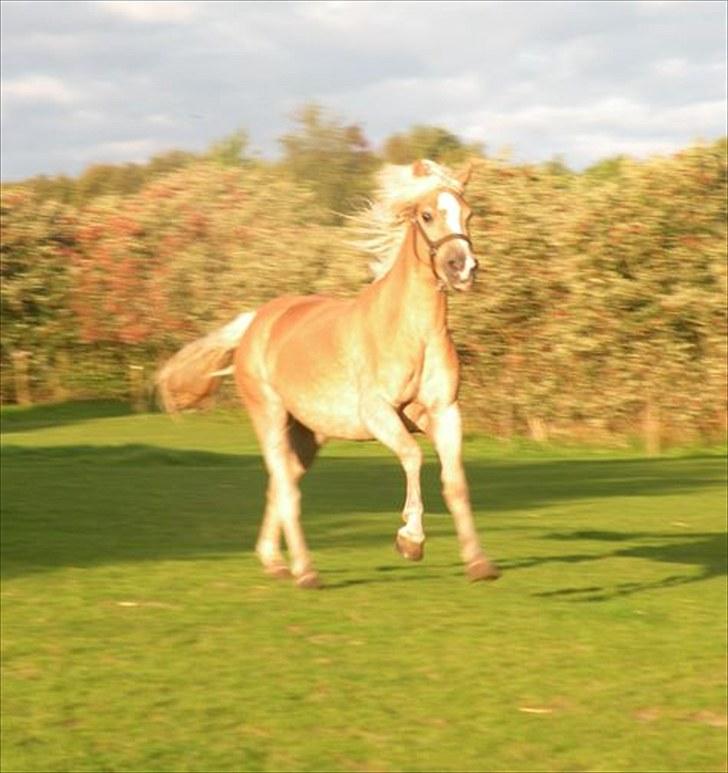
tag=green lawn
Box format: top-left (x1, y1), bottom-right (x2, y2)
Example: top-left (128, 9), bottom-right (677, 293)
top-left (1, 402), bottom-right (726, 772)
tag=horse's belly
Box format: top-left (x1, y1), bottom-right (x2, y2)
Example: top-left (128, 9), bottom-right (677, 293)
top-left (269, 354), bottom-right (370, 439)
top-left (283, 385), bottom-right (373, 441)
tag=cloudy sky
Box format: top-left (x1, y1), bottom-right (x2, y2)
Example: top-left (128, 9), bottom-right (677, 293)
top-left (1, 0), bottom-right (726, 180)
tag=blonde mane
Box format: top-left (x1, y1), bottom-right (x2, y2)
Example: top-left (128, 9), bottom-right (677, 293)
top-left (348, 160), bottom-right (463, 281)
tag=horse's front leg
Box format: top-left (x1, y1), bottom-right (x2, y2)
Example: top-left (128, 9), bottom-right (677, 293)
top-left (429, 402), bottom-right (500, 581)
top-left (362, 398), bottom-right (426, 561)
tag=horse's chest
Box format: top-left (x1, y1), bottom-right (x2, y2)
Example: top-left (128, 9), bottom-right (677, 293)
top-left (380, 351), bottom-right (426, 405)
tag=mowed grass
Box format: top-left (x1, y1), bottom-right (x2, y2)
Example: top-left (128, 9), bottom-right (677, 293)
top-left (1, 402), bottom-right (726, 773)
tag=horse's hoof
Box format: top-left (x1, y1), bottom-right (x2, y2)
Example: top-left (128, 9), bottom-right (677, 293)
top-left (395, 533), bottom-right (425, 562)
top-left (467, 557), bottom-right (501, 582)
top-left (295, 571), bottom-right (322, 589)
top-left (264, 562), bottom-right (292, 580)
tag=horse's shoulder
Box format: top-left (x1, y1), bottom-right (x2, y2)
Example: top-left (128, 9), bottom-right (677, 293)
top-left (417, 330), bottom-right (460, 407)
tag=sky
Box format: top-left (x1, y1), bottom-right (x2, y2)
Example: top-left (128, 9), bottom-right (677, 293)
top-left (1, 0), bottom-right (726, 181)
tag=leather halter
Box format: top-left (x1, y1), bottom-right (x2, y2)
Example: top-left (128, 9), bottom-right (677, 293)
top-left (410, 189), bottom-right (472, 279)
top-left (412, 217), bottom-right (473, 259)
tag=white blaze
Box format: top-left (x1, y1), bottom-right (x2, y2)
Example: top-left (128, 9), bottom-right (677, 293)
top-left (437, 191), bottom-right (476, 280)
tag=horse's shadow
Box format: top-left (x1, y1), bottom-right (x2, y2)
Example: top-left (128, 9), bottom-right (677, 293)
top-left (317, 530), bottom-right (727, 599)
top-left (2, 441), bottom-right (725, 604)
top-left (499, 530), bottom-right (727, 602)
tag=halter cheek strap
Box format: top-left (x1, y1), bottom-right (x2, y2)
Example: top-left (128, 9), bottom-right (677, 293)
top-left (412, 217), bottom-right (473, 259)
top-left (410, 218), bottom-right (473, 289)
top-left (409, 187), bottom-right (473, 282)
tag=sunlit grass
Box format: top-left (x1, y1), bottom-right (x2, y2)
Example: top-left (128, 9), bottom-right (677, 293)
top-left (2, 402), bottom-right (726, 772)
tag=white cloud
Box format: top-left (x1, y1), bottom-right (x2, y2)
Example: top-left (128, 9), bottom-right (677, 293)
top-left (461, 97), bottom-right (727, 139)
top-left (85, 138), bottom-right (166, 163)
top-left (652, 57), bottom-right (690, 77)
top-left (94, 1), bottom-right (198, 24)
top-left (145, 112), bottom-right (175, 127)
top-left (2, 74), bottom-right (81, 105)
top-left (569, 133), bottom-right (687, 161)
top-left (71, 108), bottom-right (107, 125)
top-left (634, 0), bottom-right (691, 13)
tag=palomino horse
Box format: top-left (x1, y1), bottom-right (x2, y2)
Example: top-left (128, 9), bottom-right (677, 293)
top-left (157, 159), bottom-right (500, 588)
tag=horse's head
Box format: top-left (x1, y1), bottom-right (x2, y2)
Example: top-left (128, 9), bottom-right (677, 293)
top-left (410, 160), bottom-right (478, 292)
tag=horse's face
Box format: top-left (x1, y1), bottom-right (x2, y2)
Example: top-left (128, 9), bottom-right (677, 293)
top-left (415, 187), bottom-right (478, 292)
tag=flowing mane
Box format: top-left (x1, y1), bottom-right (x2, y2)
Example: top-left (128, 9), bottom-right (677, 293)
top-left (349, 159), bottom-right (464, 280)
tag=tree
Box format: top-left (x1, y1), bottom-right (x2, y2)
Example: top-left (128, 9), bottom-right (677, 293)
top-left (382, 125), bottom-right (483, 165)
top-left (278, 104), bottom-right (377, 223)
top-left (205, 130), bottom-right (251, 167)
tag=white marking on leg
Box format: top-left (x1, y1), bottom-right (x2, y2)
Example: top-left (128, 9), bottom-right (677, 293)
top-left (256, 539), bottom-right (280, 563)
top-left (399, 502), bottom-right (425, 543)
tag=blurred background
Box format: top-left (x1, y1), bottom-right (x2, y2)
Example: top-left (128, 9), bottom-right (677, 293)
top-left (1, 0), bottom-right (726, 451)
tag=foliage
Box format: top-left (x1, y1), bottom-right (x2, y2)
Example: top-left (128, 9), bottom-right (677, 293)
top-left (1, 405), bottom-right (726, 772)
top-left (382, 124), bottom-right (483, 166)
top-left (0, 192), bottom-right (78, 397)
top-left (2, 150), bottom-right (198, 207)
top-left (455, 138), bottom-right (727, 446)
top-left (0, 127), bottom-right (726, 448)
top-left (278, 104), bottom-right (378, 223)
top-left (204, 130), bottom-right (252, 168)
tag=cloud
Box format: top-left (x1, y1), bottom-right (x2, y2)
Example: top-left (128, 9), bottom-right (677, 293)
top-left (2, 74), bottom-right (81, 105)
top-left (0, 0), bottom-right (725, 179)
top-left (88, 137), bottom-right (166, 162)
top-left (456, 97), bottom-right (727, 166)
top-left (461, 98), bottom-right (727, 138)
top-left (94, 1), bottom-right (198, 24)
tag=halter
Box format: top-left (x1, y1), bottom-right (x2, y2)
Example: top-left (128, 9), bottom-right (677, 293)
top-left (412, 217), bottom-right (473, 260)
top-left (410, 188), bottom-right (473, 280)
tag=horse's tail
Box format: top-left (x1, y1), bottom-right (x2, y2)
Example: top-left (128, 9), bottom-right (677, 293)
top-left (155, 311), bottom-right (256, 413)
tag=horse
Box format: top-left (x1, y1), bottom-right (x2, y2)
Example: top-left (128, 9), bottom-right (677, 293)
top-left (156, 159), bottom-right (501, 588)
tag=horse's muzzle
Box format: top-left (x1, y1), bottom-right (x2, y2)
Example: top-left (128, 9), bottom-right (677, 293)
top-left (445, 252), bottom-right (479, 291)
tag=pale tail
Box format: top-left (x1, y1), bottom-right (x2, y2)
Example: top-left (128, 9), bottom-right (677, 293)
top-left (156, 311), bottom-right (255, 412)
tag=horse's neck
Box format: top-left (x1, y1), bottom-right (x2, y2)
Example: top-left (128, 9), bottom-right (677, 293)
top-left (363, 227), bottom-right (448, 338)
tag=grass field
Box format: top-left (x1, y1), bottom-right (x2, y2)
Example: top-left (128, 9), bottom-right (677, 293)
top-left (1, 401), bottom-right (726, 773)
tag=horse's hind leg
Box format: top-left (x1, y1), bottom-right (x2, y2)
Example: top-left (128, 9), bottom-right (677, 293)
top-left (256, 486), bottom-right (291, 579)
top-left (255, 419), bottom-right (320, 580)
top-left (288, 419), bottom-right (321, 479)
top-left (250, 399), bottom-right (321, 587)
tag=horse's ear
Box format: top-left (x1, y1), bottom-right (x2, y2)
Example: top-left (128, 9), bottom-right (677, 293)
top-left (412, 159), bottom-right (430, 177)
top-left (457, 161), bottom-right (474, 188)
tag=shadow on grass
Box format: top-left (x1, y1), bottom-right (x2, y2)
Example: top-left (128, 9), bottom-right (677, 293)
top-left (2, 442), bottom-right (726, 598)
top-left (518, 530), bottom-right (728, 602)
top-left (0, 400), bottom-right (135, 433)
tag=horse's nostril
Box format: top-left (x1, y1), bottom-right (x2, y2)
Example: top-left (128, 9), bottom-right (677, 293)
top-left (447, 259), bottom-right (460, 270)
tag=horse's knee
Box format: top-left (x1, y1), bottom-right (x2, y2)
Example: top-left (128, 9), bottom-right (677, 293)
top-left (402, 443), bottom-right (423, 474)
top-left (442, 477), bottom-right (468, 504)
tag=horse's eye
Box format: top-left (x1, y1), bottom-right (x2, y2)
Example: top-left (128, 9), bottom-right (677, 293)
top-left (422, 212), bottom-right (432, 223)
